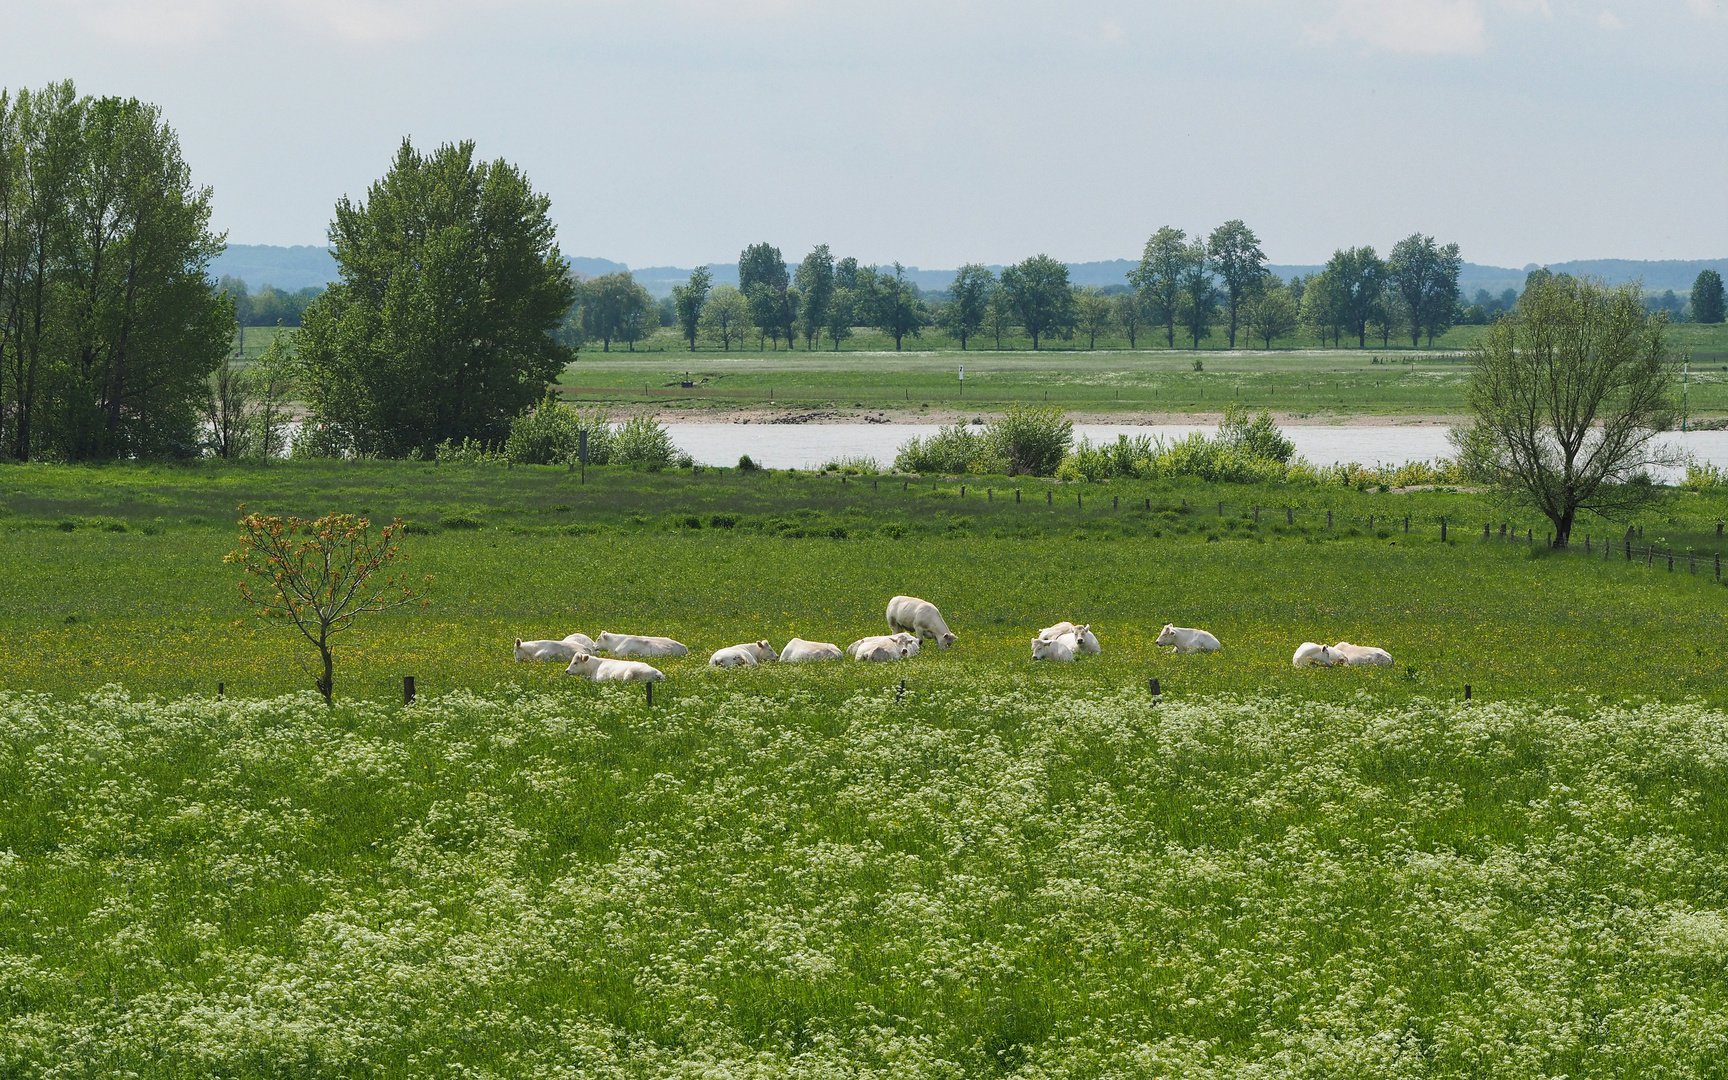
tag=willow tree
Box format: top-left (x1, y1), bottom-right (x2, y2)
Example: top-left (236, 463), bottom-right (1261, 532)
top-left (295, 139), bottom-right (574, 456)
top-left (1455, 277), bottom-right (1678, 548)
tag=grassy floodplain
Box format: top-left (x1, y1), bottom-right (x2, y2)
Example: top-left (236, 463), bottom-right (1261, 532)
top-left (7, 460), bottom-right (1728, 1077)
top-left (557, 322), bottom-right (1728, 419)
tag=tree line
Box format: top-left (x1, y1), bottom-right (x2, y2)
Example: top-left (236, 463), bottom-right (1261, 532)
top-left (0, 82), bottom-right (232, 462)
top-left (564, 224), bottom-right (1477, 356)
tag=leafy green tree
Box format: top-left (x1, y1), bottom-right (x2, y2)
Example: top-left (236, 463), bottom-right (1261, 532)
top-left (985, 288), bottom-right (1015, 349)
top-left (1370, 279), bottom-right (1407, 347)
top-left (1000, 254), bottom-right (1075, 350)
top-left (1207, 220), bottom-right (1267, 348)
top-left (835, 256), bottom-right (861, 289)
top-left (1245, 282), bottom-right (1297, 348)
top-left (794, 245), bottom-right (835, 349)
top-left (1324, 246), bottom-right (1386, 347)
top-left (740, 242), bottom-right (791, 350)
top-left (1458, 278), bottom-right (1678, 547)
top-left (1300, 269), bottom-right (1345, 347)
top-left (699, 285), bottom-right (751, 351)
top-left (672, 265), bottom-right (711, 350)
top-left (861, 264), bottom-right (927, 350)
top-left (295, 139), bottom-right (574, 457)
top-left (1691, 269), bottom-right (1724, 324)
top-left (825, 286), bottom-right (855, 351)
top-left (941, 263), bottom-right (994, 349)
top-left (1129, 226), bottom-right (1190, 348)
top-left (1075, 287), bottom-right (1113, 349)
top-left (583, 272), bottom-right (653, 352)
top-left (1178, 241), bottom-right (1216, 348)
top-left (1113, 291), bottom-right (1145, 348)
top-left (1388, 233), bottom-right (1463, 346)
top-left (0, 83), bottom-right (232, 461)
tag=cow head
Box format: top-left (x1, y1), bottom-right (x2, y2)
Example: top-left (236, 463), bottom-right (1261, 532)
top-left (936, 631), bottom-right (957, 649)
top-left (1155, 624), bottom-right (1176, 647)
top-left (514, 637), bottom-right (527, 661)
top-left (757, 639), bottom-right (778, 661)
top-left (565, 653), bottom-right (598, 677)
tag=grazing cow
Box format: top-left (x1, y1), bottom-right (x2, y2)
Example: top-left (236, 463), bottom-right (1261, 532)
top-left (565, 653), bottom-right (665, 682)
top-left (1292, 642), bottom-right (1342, 667)
top-left (514, 637), bottom-right (585, 662)
top-left (594, 631), bottom-right (688, 658)
top-left (563, 632), bottom-right (597, 652)
top-left (846, 634), bottom-right (913, 662)
top-left (709, 640), bottom-right (779, 668)
top-left (1031, 634), bottom-right (1076, 662)
top-left (1156, 624), bottom-right (1222, 654)
top-left (780, 638), bottom-right (843, 663)
top-left (1332, 642), bottom-right (1393, 667)
top-left (886, 595), bottom-right (958, 649)
top-left (1038, 621), bottom-right (1101, 655)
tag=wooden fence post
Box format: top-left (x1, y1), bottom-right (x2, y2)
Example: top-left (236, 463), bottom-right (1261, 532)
top-left (960, 485), bottom-right (965, 497)
top-left (1464, 684), bottom-right (1472, 701)
top-left (1016, 489), bottom-right (1021, 503)
top-left (1404, 515), bottom-right (1410, 533)
top-left (1218, 501), bottom-right (1224, 517)
top-left (1254, 506), bottom-right (1261, 524)
top-left (1077, 493), bottom-right (1083, 510)
top-left (1625, 539), bottom-right (1631, 561)
top-left (1145, 498), bottom-right (1151, 511)
top-left (404, 676), bottom-right (416, 705)
top-left (217, 682), bottom-right (224, 701)
top-left (1441, 518), bottom-right (1447, 541)
top-left (1114, 495), bottom-right (1119, 510)
top-left (1047, 490), bottom-right (1052, 505)
top-left (1485, 523), bottom-right (1491, 540)
top-left (1149, 677), bottom-right (1161, 699)
top-left (1327, 510), bottom-right (1333, 529)
top-left (1287, 507), bottom-right (1294, 525)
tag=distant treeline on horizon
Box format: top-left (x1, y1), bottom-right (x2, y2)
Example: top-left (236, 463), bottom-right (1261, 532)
top-left (213, 244), bottom-right (1728, 304)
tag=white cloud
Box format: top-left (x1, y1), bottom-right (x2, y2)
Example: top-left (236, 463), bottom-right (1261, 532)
top-left (1596, 9), bottom-right (1623, 27)
top-left (1306, 0), bottom-right (1488, 54)
top-left (1685, 0), bottom-right (1727, 19)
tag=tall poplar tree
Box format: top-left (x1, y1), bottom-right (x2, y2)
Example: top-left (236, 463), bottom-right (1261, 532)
top-left (1129, 226), bottom-right (1189, 348)
top-left (1207, 220), bottom-right (1267, 348)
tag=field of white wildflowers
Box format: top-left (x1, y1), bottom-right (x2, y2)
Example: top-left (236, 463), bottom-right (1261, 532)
top-left (3, 682), bottom-right (1727, 1078)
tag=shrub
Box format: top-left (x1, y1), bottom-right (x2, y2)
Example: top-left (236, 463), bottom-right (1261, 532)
top-left (437, 513), bottom-right (484, 530)
top-left (1216, 404), bottom-right (1294, 464)
top-left (984, 404), bottom-right (1072, 477)
top-left (504, 396), bottom-right (613, 466)
top-left (1681, 459), bottom-right (1727, 492)
top-left (820, 455), bottom-right (882, 475)
top-left (736, 455), bottom-right (760, 472)
top-left (894, 423), bottom-right (985, 474)
top-left (611, 413), bottom-right (681, 471)
top-left (435, 437), bottom-right (505, 465)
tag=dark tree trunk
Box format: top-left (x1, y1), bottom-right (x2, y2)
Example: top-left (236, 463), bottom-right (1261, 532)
top-left (317, 639), bottom-right (334, 705)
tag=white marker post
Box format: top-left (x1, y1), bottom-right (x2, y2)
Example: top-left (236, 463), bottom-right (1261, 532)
top-left (958, 364), bottom-right (963, 399)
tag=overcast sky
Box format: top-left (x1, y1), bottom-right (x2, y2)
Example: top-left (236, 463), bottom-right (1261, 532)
top-left (10, 0), bottom-right (1727, 268)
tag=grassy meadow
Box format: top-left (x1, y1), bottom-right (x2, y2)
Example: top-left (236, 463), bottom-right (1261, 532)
top-left (7, 460), bottom-right (1728, 1077)
top-left (559, 322), bottom-right (1728, 418)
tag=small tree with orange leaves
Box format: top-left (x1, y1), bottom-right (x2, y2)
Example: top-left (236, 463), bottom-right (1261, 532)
top-left (226, 507), bottom-right (430, 704)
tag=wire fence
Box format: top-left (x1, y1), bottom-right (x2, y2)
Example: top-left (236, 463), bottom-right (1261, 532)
top-left (818, 475), bottom-right (1728, 584)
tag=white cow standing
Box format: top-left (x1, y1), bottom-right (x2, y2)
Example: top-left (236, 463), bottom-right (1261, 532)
top-left (565, 653), bottom-right (666, 682)
top-left (594, 632), bottom-right (688, 658)
top-left (1332, 642), bottom-right (1393, 667)
top-left (847, 633), bottom-right (915, 662)
top-left (1038, 621), bottom-right (1101, 655)
top-left (886, 596), bottom-right (957, 649)
top-left (1292, 642), bottom-right (1342, 667)
top-left (1031, 634), bottom-right (1076, 662)
top-left (709, 640), bottom-right (779, 668)
top-left (780, 638), bottom-right (843, 663)
top-left (1156, 624), bottom-right (1222, 654)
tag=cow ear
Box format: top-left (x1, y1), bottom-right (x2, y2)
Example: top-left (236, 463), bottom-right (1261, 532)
top-left (515, 637), bottom-right (522, 646)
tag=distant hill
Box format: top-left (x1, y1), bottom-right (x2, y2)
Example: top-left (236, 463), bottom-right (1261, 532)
top-left (212, 245), bottom-right (1728, 300)
top-left (209, 245), bottom-right (337, 292)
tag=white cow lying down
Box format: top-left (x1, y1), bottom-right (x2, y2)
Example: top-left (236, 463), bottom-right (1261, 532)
top-left (1332, 641), bottom-right (1393, 666)
top-left (1038, 621), bottom-right (1101, 655)
top-left (1156, 624), bottom-right (1222, 653)
top-left (709, 640), bottom-right (779, 668)
top-left (1031, 634), bottom-right (1075, 662)
top-left (565, 653), bottom-right (665, 682)
top-left (594, 631), bottom-right (688, 658)
top-left (887, 595), bottom-right (957, 649)
top-left (515, 637), bottom-right (586, 662)
top-left (847, 633), bottom-right (916, 662)
top-left (1293, 642), bottom-right (1342, 667)
top-left (780, 638), bottom-right (843, 663)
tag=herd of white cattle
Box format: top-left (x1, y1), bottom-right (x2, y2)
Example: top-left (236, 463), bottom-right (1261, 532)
top-left (514, 593), bottom-right (1393, 684)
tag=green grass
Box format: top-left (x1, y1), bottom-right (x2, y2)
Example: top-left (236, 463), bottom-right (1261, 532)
top-left (4, 685), bottom-right (1728, 1075)
top-left (3, 461), bottom-right (1727, 703)
top-left (561, 324), bottom-right (1728, 418)
top-left (8, 461), bottom-right (1728, 1075)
